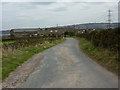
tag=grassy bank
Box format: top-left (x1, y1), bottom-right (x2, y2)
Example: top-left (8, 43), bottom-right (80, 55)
top-left (2, 38), bottom-right (65, 80)
top-left (77, 37), bottom-right (118, 75)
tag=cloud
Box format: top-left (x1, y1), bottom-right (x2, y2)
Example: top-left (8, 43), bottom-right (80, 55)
top-left (1, 2), bottom-right (118, 30)
top-left (2, 2), bottom-right (55, 10)
top-left (81, 2), bottom-right (107, 5)
top-left (29, 2), bottom-right (55, 5)
top-left (2, 0), bottom-right (120, 2)
top-left (52, 7), bottom-right (67, 12)
top-left (48, 2), bottom-right (69, 12)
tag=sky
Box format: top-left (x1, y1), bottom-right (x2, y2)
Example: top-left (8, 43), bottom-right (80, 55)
top-left (1, 0), bottom-right (120, 30)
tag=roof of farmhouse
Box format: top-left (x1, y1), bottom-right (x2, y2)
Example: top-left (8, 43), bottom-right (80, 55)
top-left (11, 27), bottom-right (74, 33)
top-left (11, 28), bottom-right (40, 32)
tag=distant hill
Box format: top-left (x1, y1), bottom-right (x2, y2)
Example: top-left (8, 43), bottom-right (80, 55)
top-left (0, 30), bottom-right (10, 36)
top-left (62, 23), bottom-right (118, 29)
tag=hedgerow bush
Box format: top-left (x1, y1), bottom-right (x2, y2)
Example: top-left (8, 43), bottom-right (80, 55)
top-left (77, 28), bottom-right (119, 53)
top-left (2, 36), bottom-right (63, 52)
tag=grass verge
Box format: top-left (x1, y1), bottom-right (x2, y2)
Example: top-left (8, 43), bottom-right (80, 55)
top-left (0, 41), bottom-right (16, 45)
top-left (76, 37), bottom-right (118, 75)
top-left (2, 39), bottom-right (65, 80)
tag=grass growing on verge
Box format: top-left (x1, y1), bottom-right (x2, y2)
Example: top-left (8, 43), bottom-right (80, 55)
top-left (0, 41), bottom-right (16, 44)
top-left (2, 39), bottom-right (65, 80)
top-left (77, 37), bottom-right (118, 75)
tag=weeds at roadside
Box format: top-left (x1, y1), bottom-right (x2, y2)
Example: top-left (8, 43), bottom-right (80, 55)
top-left (2, 37), bottom-right (65, 80)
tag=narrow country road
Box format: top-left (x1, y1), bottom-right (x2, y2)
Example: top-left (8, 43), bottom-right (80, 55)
top-left (18, 38), bottom-right (118, 88)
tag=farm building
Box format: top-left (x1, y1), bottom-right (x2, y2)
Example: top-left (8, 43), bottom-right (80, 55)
top-left (10, 28), bottom-right (39, 38)
top-left (10, 27), bottom-right (76, 38)
top-left (38, 28), bottom-right (63, 37)
top-left (38, 28), bottom-right (74, 37)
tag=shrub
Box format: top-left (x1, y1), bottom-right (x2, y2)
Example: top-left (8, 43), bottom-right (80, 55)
top-left (77, 28), bottom-right (120, 53)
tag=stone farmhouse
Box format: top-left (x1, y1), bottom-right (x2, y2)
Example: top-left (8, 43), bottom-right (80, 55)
top-left (10, 28), bottom-right (39, 38)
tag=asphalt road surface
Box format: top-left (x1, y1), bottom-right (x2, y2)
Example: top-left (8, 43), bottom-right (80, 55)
top-left (18, 38), bottom-right (118, 88)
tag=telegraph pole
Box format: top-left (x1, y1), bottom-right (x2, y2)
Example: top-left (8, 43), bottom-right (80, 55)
top-left (108, 9), bottom-right (112, 29)
top-left (57, 24), bottom-right (58, 28)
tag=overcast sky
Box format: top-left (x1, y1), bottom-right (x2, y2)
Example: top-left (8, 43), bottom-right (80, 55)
top-left (1, 0), bottom-right (119, 30)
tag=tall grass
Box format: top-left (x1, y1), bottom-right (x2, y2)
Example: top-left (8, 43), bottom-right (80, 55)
top-left (77, 37), bottom-right (118, 75)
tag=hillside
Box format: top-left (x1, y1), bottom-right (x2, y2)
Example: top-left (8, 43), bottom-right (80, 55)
top-left (62, 23), bottom-right (118, 29)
